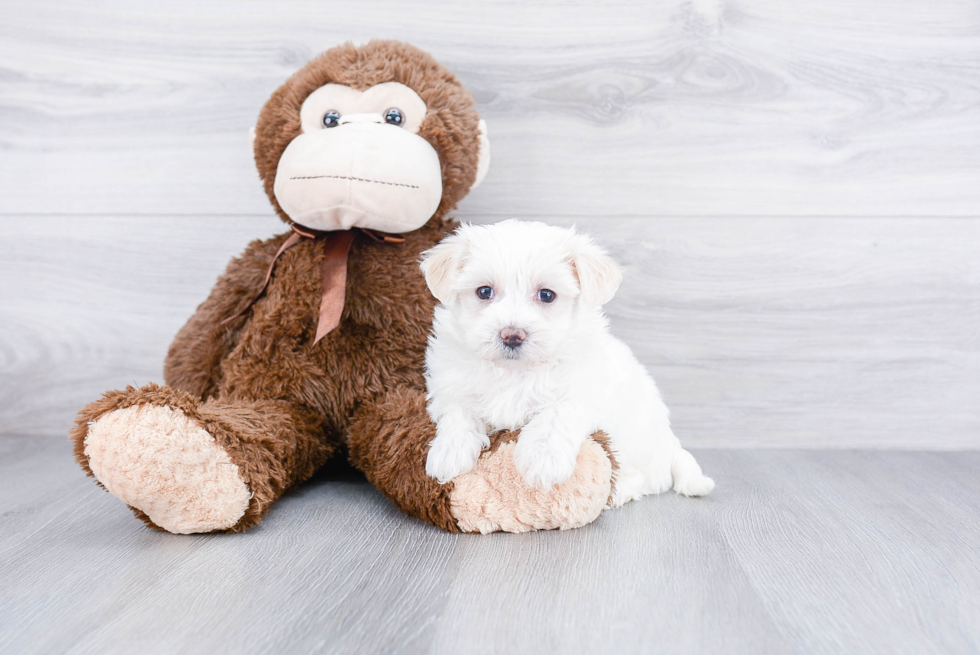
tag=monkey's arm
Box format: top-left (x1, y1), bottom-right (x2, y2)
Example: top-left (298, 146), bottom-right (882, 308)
top-left (164, 233), bottom-right (289, 400)
top-left (347, 384), bottom-right (616, 534)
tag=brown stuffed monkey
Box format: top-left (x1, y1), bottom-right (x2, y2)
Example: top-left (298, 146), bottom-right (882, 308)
top-left (70, 40), bottom-right (616, 535)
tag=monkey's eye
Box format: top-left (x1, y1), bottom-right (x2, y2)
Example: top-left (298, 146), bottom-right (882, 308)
top-left (537, 289), bottom-right (556, 303)
top-left (384, 107), bottom-right (404, 127)
top-left (322, 110), bottom-right (341, 128)
top-left (476, 286), bottom-right (494, 300)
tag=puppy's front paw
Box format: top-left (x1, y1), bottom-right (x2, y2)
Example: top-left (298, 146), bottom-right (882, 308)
top-left (426, 434), bottom-right (483, 485)
top-left (513, 434), bottom-right (581, 490)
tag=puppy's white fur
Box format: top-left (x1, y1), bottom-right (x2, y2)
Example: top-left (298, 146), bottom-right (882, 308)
top-left (420, 219), bottom-right (714, 506)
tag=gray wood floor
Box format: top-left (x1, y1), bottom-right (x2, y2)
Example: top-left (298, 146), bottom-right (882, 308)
top-left (1, 437), bottom-right (978, 655)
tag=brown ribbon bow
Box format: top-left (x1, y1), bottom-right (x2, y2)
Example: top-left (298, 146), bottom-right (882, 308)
top-left (221, 224), bottom-right (405, 344)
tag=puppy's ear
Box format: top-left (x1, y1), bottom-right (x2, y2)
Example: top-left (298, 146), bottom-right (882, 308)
top-left (569, 234), bottom-right (623, 307)
top-left (420, 230), bottom-right (469, 304)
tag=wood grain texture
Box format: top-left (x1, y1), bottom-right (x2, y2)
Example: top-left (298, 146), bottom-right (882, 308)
top-left (2, 0), bottom-right (978, 448)
top-left (1, 438), bottom-right (978, 654)
top-left (1, 0), bottom-right (979, 217)
top-left (2, 214), bottom-right (978, 447)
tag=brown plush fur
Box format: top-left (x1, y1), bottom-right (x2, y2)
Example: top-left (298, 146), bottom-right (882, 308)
top-left (70, 40), bottom-right (613, 533)
top-left (347, 385), bottom-right (458, 532)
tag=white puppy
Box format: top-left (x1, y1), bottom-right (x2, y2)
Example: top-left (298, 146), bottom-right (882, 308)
top-left (420, 219), bottom-right (714, 507)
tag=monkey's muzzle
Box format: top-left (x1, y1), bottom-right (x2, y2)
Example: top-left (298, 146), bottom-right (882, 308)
top-left (273, 121), bottom-right (443, 234)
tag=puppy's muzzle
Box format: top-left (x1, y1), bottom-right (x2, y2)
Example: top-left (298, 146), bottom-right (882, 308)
top-left (499, 327), bottom-right (527, 349)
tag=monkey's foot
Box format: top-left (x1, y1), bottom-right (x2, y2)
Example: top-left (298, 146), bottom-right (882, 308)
top-left (449, 434), bottom-right (614, 534)
top-left (81, 403), bottom-right (250, 534)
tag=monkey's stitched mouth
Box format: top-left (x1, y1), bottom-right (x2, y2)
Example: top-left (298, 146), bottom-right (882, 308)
top-left (290, 174), bottom-right (419, 189)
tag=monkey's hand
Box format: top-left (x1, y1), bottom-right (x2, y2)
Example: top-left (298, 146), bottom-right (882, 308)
top-left (449, 430), bottom-right (614, 534)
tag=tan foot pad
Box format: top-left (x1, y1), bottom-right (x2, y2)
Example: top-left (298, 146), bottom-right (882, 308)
top-left (85, 405), bottom-right (250, 534)
top-left (450, 439), bottom-right (612, 534)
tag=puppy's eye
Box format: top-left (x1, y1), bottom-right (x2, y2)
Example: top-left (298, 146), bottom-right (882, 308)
top-left (323, 110), bottom-right (341, 128)
top-left (476, 286), bottom-right (494, 300)
top-left (537, 289), bottom-right (556, 303)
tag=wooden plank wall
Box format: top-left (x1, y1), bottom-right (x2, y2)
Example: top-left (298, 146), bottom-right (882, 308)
top-left (1, 0), bottom-right (978, 447)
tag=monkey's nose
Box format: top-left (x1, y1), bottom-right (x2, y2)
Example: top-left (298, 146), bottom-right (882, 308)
top-left (499, 327), bottom-right (527, 349)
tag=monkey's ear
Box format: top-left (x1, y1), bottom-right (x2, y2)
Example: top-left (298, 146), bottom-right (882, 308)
top-left (249, 126), bottom-right (256, 143)
top-left (472, 119), bottom-right (491, 189)
top-left (569, 234), bottom-right (623, 307)
top-left (420, 229), bottom-right (470, 304)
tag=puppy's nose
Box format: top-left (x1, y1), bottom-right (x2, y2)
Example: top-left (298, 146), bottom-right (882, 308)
top-left (499, 327), bottom-right (527, 349)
